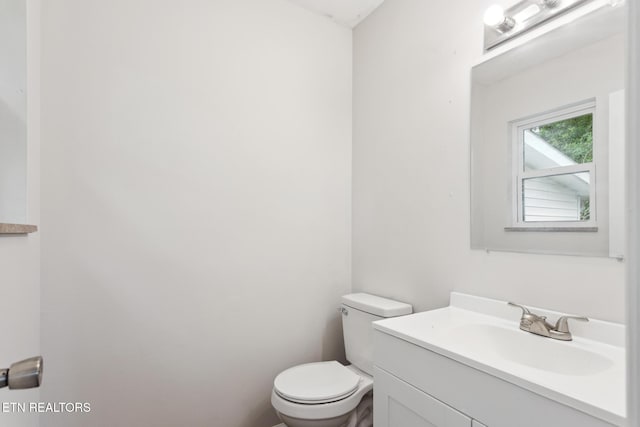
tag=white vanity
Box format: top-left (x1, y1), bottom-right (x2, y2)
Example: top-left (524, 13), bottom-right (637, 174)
top-left (372, 293), bottom-right (626, 427)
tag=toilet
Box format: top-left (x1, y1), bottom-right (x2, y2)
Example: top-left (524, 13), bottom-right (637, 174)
top-left (271, 293), bottom-right (412, 427)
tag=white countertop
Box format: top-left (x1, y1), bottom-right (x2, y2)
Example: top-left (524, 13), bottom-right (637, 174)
top-left (373, 292), bottom-right (626, 426)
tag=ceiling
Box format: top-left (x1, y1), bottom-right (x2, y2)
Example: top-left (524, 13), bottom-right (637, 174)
top-left (287, 0), bottom-right (385, 28)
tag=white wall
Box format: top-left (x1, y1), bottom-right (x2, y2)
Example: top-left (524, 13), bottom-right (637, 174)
top-left (626, 0), bottom-right (640, 424)
top-left (40, 1), bottom-right (351, 426)
top-left (0, 0), bottom-right (40, 425)
top-left (0, 0), bottom-right (27, 223)
top-left (353, 0), bottom-right (625, 322)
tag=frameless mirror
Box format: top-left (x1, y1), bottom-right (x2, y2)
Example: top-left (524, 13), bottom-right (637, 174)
top-left (470, 3), bottom-right (626, 257)
top-left (0, 0), bottom-right (27, 224)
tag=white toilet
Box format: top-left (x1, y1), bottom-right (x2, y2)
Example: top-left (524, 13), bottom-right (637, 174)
top-left (271, 293), bottom-right (412, 427)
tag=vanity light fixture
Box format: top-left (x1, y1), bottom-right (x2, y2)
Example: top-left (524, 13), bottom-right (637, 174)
top-left (514, 4), bottom-right (542, 24)
top-left (483, 0), bottom-right (596, 51)
top-left (483, 5), bottom-right (516, 32)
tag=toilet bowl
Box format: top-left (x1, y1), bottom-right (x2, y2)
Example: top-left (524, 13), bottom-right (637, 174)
top-left (271, 294), bottom-right (412, 427)
top-left (271, 362), bottom-right (373, 427)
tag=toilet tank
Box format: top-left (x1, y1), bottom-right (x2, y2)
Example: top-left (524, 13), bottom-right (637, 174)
top-left (341, 293), bottom-right (412, 375)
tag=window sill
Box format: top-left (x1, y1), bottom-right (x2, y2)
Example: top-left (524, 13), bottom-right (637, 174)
top-left (504, 226), bottom-right (598, 232)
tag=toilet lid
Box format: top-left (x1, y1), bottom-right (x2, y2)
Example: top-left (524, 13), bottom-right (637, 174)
top-left (274, 361), bottom-right (360, 404)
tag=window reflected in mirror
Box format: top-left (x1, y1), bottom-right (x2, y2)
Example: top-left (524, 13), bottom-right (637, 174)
top-left (515, 103), bottom-right (595, 226)
top-left (523, 113), bottom-right (593, 171)
top-left (522, 172), bottom-right (591, 222)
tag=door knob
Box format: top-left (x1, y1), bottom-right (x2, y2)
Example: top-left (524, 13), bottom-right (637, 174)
top-left (0, 356), bottom-right (43, 389)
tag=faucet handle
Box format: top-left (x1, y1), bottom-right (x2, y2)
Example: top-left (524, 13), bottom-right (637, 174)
top-left (554, 315), bottom-right (589, 333)
top-left (507, 302), bottom-right (531, 315)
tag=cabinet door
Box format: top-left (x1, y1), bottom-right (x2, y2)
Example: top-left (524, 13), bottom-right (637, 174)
top-left (374, 367), bottom-right (471, 427)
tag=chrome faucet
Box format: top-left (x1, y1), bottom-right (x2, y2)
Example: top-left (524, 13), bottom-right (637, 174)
top-left (550, 315), bottom-right (590, 341)
top-left (508, 302), bottom-right (588, 341)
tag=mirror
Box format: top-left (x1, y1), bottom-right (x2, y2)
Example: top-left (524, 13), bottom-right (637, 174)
top-left (0, 0), bottom-right (27, 224)
top-left (470, 3), bottom-right (626, 257)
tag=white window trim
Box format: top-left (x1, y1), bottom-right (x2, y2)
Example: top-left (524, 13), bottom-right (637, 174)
top-left (510, 100), bottom-right (597, 229)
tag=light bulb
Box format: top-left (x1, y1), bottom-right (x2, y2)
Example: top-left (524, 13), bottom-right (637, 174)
top-left (484, 4), bottom-right (506, 27)
top-left (483, 4), bottom-right (515, 32)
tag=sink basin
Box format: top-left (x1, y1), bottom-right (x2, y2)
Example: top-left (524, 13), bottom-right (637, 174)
top-left (372, 292), bottom-right (626, 426)
top-left (447, 323), bottom-right (614, 376)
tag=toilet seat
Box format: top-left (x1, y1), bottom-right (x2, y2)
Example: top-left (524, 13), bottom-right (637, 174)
top-left (274, 361), bottom-right (360, 404)
top-left (271, 364), bottom-right (374, 421)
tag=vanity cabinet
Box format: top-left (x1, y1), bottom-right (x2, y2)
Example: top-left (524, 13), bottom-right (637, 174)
top-left (373, 330), bottom-right (617, 427)
top-left (374, 367), bottom-right (471, 427)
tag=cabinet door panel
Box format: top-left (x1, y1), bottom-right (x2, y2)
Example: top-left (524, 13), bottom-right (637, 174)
top-left (375, 367), bottom-right (471, 427)
top-left (374, 331), bottom-right (616, 427)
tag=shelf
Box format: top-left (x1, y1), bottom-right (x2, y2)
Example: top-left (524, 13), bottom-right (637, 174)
top-left (0, 223), bottom-right (38, 234)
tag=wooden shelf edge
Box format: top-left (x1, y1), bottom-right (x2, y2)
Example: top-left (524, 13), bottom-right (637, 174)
top-left (0, 223), bottom-right (38, 234)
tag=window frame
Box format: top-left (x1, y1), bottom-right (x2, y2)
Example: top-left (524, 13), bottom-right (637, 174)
top-left (510, 100), bottom-right (597, 229)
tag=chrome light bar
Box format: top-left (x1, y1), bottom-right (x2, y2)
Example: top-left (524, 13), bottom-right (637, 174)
top-left (484, 0), bottom-right (593, 51)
